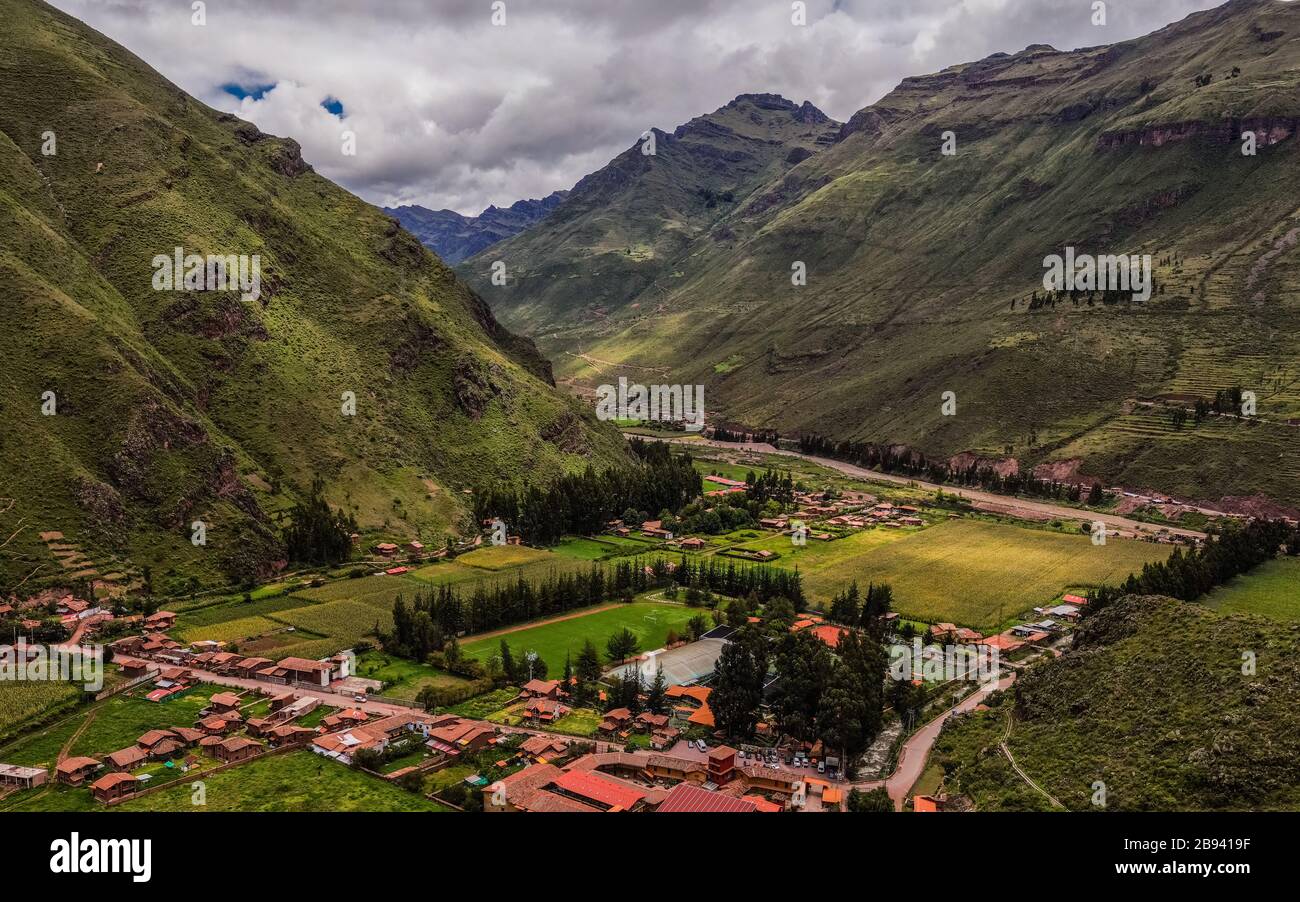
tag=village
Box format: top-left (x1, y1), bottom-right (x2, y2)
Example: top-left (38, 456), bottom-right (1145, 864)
top-left (0, 443), bottom-right (1218, 814)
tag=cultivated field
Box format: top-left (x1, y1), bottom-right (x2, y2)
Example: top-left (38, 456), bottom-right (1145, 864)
top-left (460, 602), bottom-right (701, 667)
top-left (1205, 557), bottom-right (1300, 621)
top-left (758, 519), bottom-right (1170, 630)
top-left (0, 682), bottom-right (83, 746)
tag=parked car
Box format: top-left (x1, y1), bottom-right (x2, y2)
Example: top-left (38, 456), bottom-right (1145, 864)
top-left (817, 761), bottom-right (826, 774)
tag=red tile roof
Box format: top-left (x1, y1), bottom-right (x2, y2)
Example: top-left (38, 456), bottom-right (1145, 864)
top-left (552, 769), bottom-right (647, 811)
top-left (656, 783), bottom-right (757, 813)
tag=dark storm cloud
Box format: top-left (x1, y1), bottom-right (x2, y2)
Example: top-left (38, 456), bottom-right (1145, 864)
top-left (50, 0), bottom-right (1220, 214)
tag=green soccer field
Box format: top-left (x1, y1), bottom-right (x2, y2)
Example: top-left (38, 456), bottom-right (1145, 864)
top-left (460, 602), bottom-right (702, 669)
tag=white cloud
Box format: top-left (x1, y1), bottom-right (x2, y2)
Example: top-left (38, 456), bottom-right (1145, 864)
top-left (49, 0), bottom-right (1220, 214)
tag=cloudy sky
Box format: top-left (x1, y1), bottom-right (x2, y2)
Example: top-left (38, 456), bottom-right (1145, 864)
top-left (51, 0), bottom-right (1219, 215)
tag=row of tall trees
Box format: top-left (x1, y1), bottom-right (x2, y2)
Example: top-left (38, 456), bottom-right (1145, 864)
top-left (383, 555), bottom-right (801, 658)
top-left (1086, 517), bottom-right (1300, 613)
top-left (472, 439), bottom-right (702, 545)
top-left (797, 434), bottom-right (1107, 505)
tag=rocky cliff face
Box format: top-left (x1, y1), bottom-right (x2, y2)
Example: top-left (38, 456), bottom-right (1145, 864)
top-left (386, 191), bottom-right (568, 264)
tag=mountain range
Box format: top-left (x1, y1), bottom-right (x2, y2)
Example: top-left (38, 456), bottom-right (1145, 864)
top-left (458, 0), bottom-right (1300, 512)
top-left (385, 191), bottom-right (568, 265)
top-left (0, 0), bottom-right (624, 591)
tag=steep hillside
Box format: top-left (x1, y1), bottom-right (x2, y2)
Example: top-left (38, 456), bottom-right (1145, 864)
top-left (460, 93), bottom-right (841, 336)
top-left (0, 0), bottom-right (626, 592)
top-left (463, 0), bottom-right (1300, 509)
top-left (934, 594), bottom-right (1300, 811)
top-left (386, 191), bottom-right (568, 265)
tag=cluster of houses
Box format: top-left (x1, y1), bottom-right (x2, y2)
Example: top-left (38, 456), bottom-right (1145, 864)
top-left (109, 630), bottom-right (353, 691)
top-left (42, 683), bottom-right (336, 805)
top-left (309, 709), bottom-right (498, 767)
top-left (923, 596), bottom-right (1083, 656)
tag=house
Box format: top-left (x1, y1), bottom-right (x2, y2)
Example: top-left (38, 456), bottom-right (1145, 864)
top-left (640, 520), bottom-right (673, 540)
top-left (519, 735), bottom-right (569, 762)
top-left (209, 692), bottom-right (243, 713)
top-left (979, 633), bottom-right (1026, 653)
top-left (406, 541), bottom-right (425, 554)
top-left (197, 716), bottom-right (233, 735)
top-left (144, 611), bottom-right (177, 631)
top-left (550, 769), bottom-right (649, 812)
top-left (316, 712), bottom-right (450, 764)
top-left (913, 794), bottom-right (944, 812)
top-left (268, 692), bottom-right (298, 712)
top-left (321, 708), bottom-right (369, 730)
top-left (598, 707), bottom-right (634, 735)
top-left (149, 739), bottom-right (185, 761)
top-left (679, 537), bottom-right (706, 550)
top-left (231, 658), bottom-right (273, 677)
top-left (0, 763), bottom-right (48, 789)
top-left (373, 542), bottom-right (399, 556)
top-left (173, 727), bottom-right (206, 745)
top-left (267, 725), bottom-right (317, 748)
top-left (274, 656), bottom-right (335, 688)
top-left (425, 720), bottom-right (497, 757)
top-left (650, 727), bottom-right (681, 751)
top-left (635, 712), bottom-right (670, 733)
top-left (1062, 594), bottom-right (1089, 606)
top-left (56, 756), bottom-right (101, 786)
top-left (214, 737), bottom-right (263, 764)
top-left (523, 697), bottom-right (570, 724)
top-left (656, 782), bottom-right (758, 813)
top-left (954, 628), bottom-right (984, 644)
top-left (707, 746), bottom-right (736, 785)
top-left (929, 622), bottom-right (959, 640)
top-left (518, 678), bottom-right (562, 700)
top-left (91, 772), bottom-right (140, 804)
top-left (114, 656), bottom-right (154, 679)
top-left (742, 794), bottom-right (784, 812)
top-left (485, 764), bottom-right (591, 812)
top-left (106, 746), bottom-right (148, 771)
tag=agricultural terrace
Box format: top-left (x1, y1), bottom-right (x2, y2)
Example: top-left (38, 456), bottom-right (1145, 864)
top-left (460, 601), bottom-right (700, 668)
top-left (739, 519), bottom-right (1170, 631)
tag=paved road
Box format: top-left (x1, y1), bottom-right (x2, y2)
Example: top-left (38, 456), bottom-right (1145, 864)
top-left (644, 436), bottom-right (1209, 540)
top-left (853, 673), bottom-right (1016, 810)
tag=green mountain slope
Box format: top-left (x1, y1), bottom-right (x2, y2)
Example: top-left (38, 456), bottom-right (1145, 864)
top-left (463, 0), bottom-right (1300, 510)
top-left (0, 0), bottom-right (626, 591)
top-left (934, 594), bottom-right (1300, 811)
top-left (460, 93), bottom-right (841, 338)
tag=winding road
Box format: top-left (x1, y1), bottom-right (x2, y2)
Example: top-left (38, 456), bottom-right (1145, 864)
top-left (853, 673), bottom-right (1016, 810)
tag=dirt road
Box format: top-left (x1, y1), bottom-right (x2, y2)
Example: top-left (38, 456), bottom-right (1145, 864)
top-left (645, 436), bottom-right (1208, 540)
